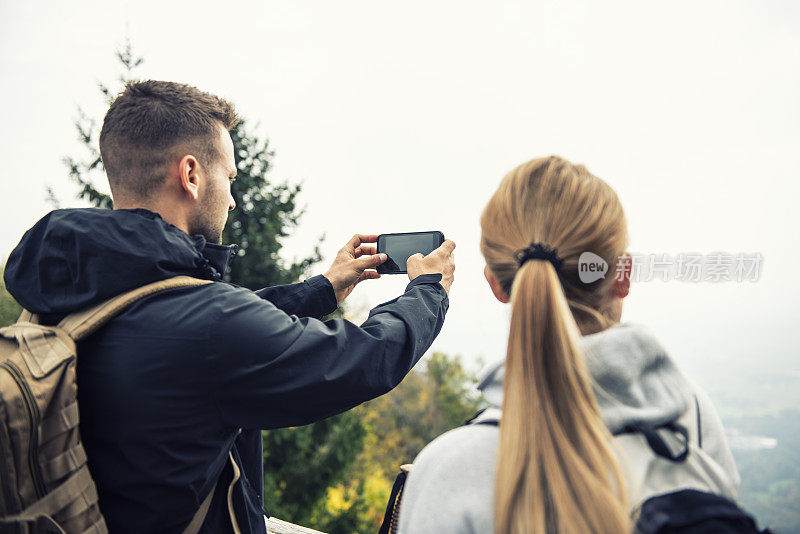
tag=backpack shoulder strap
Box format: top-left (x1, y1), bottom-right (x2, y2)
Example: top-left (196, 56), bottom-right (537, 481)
top-left (378, 464), bottom-right (412, 534)
top-left (614, 421), bottom-right (690, 463)
top-left (463, 407), bottom-right (501, 427)
top-left (58, 276), bottom-right (213, 341)
top-left (17, 309), bottom-right (36, 323)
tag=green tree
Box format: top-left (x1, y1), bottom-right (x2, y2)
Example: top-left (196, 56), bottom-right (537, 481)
top-left (360, 352), bottom-right (483, 473)
top-left (0, 265), bottom-right (22, 327)
top-left (263, 410), bottom-right (366, 525)
top-left (317, 352), bottom-right (484, 533)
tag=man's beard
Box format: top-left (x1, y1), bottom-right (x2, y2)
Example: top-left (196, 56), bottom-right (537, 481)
top-left (188, 212), bottom-right (225, 244)
top-left (188, 188), bottom-right (228, 244)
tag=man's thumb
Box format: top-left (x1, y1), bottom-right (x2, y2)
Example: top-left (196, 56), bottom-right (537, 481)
top-left (406, 253), bottom-right (424, 266)
top-left (358, 253), bottom-right (387, 269)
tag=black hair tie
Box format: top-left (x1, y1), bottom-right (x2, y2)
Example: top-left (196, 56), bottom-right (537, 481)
top-left (514, 242), bottom-right (563, 271)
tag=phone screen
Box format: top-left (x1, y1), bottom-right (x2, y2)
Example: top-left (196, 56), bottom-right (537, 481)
top-left (377, 232), bottom-right (444, 274)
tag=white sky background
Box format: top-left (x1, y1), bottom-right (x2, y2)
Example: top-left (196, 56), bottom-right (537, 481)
top-left (1, 1), bottom-right (799, 413)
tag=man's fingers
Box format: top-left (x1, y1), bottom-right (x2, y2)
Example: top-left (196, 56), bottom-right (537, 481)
top-left (354, 245), bottom-right (377, 259)
top-left (347, 234), bottom-right (362, 249)
top-left (357, 270), bottom-right (381, 283)
top-left (347, 234), bottom-right (380, 250)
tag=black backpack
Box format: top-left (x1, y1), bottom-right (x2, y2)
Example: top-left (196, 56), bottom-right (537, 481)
top-left (635, 489), bottom-right (769, 534)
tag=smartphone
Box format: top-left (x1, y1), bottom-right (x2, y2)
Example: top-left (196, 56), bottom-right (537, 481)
top-left (376, 231), bottom-right (445, 274)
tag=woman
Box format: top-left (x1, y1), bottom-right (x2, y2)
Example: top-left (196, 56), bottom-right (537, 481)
top-left (396, 156), bottom-right (739, 533)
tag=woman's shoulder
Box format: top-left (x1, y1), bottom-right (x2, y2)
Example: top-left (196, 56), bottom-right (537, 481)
top-left (397, 422), bottom-right (499, 533)
top-left (414, 420), bottom-right (499, 469)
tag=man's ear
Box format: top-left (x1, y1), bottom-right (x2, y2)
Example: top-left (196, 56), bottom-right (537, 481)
top-left (613, 253), bottom-right (631, 298)
top-left (484, 265), bottom-right (510, 303)
top-left (178, 155), bottom-right (201, 200)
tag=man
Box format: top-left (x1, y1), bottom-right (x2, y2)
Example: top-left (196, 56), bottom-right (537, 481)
top-left (3, 80), bottom-right (455, 533)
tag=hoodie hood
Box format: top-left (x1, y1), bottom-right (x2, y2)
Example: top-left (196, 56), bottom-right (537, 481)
top-left (4, 208), bottom-right (237, 315)
top-left (477, 323), bottom-right (691, 433)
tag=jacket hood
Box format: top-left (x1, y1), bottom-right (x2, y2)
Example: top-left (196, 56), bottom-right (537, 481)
top-left (4, 208), bottom-right (237, 315)
top-left (477, 323), bottom-right (691, 433)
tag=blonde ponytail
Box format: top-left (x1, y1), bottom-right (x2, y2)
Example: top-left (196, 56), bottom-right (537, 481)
top-left (481, 156), bottom-right (631, 533)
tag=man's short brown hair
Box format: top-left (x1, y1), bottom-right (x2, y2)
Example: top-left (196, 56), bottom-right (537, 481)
top-left (99, 80), bottom-right (239, 200)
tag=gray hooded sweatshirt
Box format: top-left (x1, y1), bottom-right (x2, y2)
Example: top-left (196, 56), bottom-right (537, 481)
top-left (397, 323), bottom-right (739, 534)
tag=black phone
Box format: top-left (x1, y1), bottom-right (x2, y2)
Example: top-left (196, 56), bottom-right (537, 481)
top-left (376, 231), bottom-right (445, 274)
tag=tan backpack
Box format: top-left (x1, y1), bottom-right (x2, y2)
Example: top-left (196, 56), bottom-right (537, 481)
top-left (0, 276), bottom-right (215, 534)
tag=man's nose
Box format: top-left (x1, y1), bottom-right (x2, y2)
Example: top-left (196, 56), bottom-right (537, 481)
top-left (229, 194), bottom-right (236, 212)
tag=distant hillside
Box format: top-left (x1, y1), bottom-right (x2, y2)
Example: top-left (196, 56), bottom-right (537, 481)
top-left (723, 410), bottom-right (800, 533)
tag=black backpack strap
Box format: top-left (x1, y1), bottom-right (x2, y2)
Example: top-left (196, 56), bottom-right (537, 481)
top-left (378, 465), bottom-right (411, 534)
top-left (469, 410), bottom-right (687, 462)
top-left (462, 408), bottom-right (488, 425)
top-left (473, 420), bottom-right (498, 427)
top-left (615, 421), bottom-right (689, 463)
top-left (694, 394), bottom-right (703, 448)
top-left (464, 408), bottom-right (501, 427)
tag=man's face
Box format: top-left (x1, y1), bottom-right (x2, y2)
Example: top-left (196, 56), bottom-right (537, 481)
top-left (189, 124), bottom-right (237, 244)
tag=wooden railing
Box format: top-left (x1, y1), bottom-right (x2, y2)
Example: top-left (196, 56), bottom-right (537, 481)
top-left (266, 517), bottom-right (327, 534)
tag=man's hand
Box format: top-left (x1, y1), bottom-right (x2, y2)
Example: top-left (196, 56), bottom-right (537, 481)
top-left (406, 239), bottom-right (456, 295)
top-left (324, 234), bottom-right (387, 303)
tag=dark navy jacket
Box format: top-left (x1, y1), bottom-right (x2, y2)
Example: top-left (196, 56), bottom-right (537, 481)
top-left (3, 208), bottom-right (449, 533)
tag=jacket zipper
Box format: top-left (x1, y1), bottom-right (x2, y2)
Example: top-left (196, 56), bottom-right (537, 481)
top-left (0, 361), bottom-right (46, 499)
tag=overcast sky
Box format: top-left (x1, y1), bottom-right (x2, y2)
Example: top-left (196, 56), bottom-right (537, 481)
top-left (2, 1), bottom-right (798, 413)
